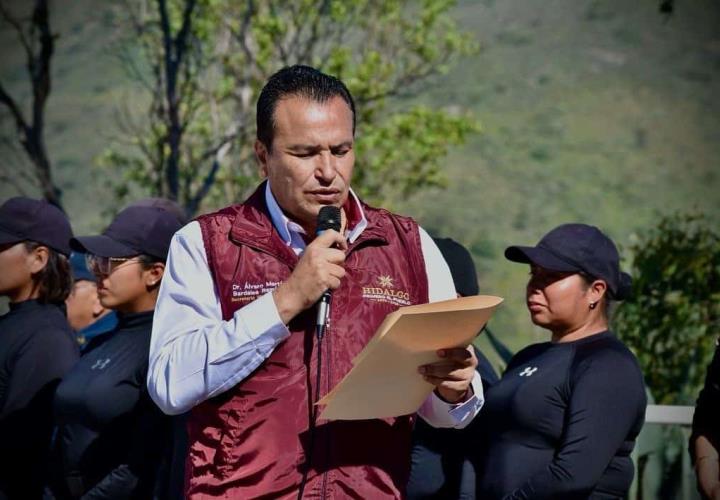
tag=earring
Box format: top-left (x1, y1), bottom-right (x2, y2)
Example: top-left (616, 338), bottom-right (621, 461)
top-left (589, 302), bottom-right (597, 310)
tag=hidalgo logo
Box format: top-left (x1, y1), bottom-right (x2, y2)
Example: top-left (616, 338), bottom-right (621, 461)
top-left (519, 366), bottom-right (538, 377)
top-left (362, 275), bottom-right (411, 306)
top-left (378, 275), bottom-right (394, 288)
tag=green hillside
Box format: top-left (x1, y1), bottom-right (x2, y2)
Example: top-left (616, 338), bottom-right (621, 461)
top-left (1, 0), bottom-right (719, 360)
top-left (400, 0), bottom-right (720, 360)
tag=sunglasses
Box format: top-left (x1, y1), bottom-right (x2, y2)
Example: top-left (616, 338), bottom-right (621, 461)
top-left (86, 254), bottom-right (141, 276)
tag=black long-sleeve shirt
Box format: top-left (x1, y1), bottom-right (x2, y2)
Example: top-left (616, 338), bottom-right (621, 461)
top-left (50, 311), bottom-right (170, 499)
top-left (477, 331), bottom-right (646, 500)
top-left (691, 340), bottom-right (720, 459)
top-left (0, 300), bottom-right (79, 499)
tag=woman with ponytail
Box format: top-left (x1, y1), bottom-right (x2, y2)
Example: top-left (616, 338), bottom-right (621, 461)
top-left (0, 197), bottom-right (79, 499)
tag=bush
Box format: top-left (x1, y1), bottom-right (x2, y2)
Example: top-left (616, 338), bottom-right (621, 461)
top-left (614, 213), bottom-right (720, 405)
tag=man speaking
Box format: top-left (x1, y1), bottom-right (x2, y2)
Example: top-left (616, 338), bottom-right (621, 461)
top-left (148, 65), bottom-right (482, 498)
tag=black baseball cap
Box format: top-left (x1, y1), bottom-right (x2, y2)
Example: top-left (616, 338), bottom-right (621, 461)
top-left (125, 197), bottom-right (188, 225)
top-left (433, 237), bottom-right (479, 297)
top-left (505, 223), bottom-right (632, 300)
top-left (71, 206), bottom-right (182, 259)
top-left (0, 197), bottom-right (73, 256)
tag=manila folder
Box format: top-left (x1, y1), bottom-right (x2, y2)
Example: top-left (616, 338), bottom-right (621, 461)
top-left (317, 295), bottom-right (503, 420)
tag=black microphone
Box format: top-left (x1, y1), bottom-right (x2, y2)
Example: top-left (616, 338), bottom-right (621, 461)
top-left (315, 205), bottom-right (341, 339)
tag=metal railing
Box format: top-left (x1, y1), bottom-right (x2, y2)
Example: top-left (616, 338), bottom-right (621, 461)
top-left (645, 404), bottom-right (694, 425)
top-left (635, 405), bottom-right (698, 500)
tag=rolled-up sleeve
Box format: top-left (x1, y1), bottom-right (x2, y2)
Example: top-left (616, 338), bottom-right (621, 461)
top-left (147, 222), bottom-right (290, 415)
top-left (417, 371), bottom-right (485, 429)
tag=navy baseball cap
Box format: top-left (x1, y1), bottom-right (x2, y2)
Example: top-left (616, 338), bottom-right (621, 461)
top-left (0, 197), bottom-right (73, 256)
top-left (505, 223), bottom-right (632, 300)
top-left (125, 197), bottom-right (188, 225)
top-left (71, 206), bottom-right (182, 260)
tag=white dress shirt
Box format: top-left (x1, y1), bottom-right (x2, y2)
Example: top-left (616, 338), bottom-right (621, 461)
top-left (148, 185), bottom-right (483, 428)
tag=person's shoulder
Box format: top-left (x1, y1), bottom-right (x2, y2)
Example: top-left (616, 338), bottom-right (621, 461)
top-left (574, 332), bottom-right (640, 367)
top-left (0, 304), bottom-right (75, 358)
top-left (31, 320), bottom-right (75, 344)
top-left (515, 341), bottom-right (551, 357)
top-left (82, 327), bottom-right (118, 355)
top-left (571, 332), bottom-right (645, 390)
top-left (176, 206), bottom-right (241, 250)
top-left (366, 205), bottom-right (422, 239)
top-left (193, 190), bottom-right (271, 242)
top-left (193, 204), bottom-right (245, 233)
top-left (24, 313), bottom-right (78, 357)
top-left (195, 204), bottom-right (244, 222)
top-left (29, 303), bottom-right (71, 330)
top-left (508, 341), bottom-right (551, 368)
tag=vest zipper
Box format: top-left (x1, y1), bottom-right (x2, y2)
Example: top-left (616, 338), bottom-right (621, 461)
top-left (320, 320), bottom-right (332, 499)
top-left (298, 325), bottom-right (322, 500)
top-left (305, 236), bottom-right (387, 498)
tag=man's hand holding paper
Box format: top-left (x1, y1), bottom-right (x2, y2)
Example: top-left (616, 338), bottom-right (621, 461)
top-left (318, 295), bottom-right (503, 420)
top-left (420, 346), bottom-right (479, 403)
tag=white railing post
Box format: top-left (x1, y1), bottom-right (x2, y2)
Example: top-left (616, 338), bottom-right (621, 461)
top-left (644, 405), bottom-right (694, 425)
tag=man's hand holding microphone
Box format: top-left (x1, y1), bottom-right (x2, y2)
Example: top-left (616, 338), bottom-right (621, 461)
top-left (272, 206), bottom-right (347, 326)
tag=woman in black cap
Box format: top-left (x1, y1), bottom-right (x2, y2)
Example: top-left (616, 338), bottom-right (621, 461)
top-left (48, 205), bottom-right (182, 499)
top-left (0, 197), bottom-right (79, 499)
top-left (476, 223), bottom-right (646, 499)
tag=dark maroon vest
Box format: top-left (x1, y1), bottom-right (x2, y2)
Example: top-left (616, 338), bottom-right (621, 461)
top-left (186, 184), bottom-right (429, 499)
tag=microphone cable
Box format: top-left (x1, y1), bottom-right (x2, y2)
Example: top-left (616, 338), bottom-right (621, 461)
top-left (297, 205), bottom-right (341, 500)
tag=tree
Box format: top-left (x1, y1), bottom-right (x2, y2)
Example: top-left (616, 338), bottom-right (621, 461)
top-left (99, 0), bottom-right (479, 215)
top-left (614, 213), bottom-right (720, 405)
top-left (0, 0), bottom-right (63, 208)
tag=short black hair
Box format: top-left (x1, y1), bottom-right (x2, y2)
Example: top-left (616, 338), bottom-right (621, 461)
top-left (24, 241), bottom-right (72, 305)
top-left (256, 65), bottom-right (356, 149)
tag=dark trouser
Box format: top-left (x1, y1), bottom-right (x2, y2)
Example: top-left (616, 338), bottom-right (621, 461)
top-left (407, 419), bottom-right (478, 499)
top-left (407, 349), bottom-right (498, 499)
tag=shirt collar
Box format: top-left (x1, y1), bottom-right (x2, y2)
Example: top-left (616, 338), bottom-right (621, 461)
top-left (78, 311), bottom-right (118, 337)
top-left (264, 182), bottom-right (368, 250)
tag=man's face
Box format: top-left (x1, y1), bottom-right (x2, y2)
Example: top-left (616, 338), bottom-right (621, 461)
top-left (255, 95), bottom-right (355, 234)
top-left (65, 279), bottom-right (105, 331)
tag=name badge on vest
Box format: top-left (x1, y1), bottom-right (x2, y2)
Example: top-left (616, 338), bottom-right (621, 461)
top-left (231, 280), bottom-right (282, 303)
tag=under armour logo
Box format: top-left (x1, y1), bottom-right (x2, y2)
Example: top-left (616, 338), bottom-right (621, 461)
top-left (519, 366), bottom-right (538, 377)
top-left (91, 358), bottom-right (111, 370)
